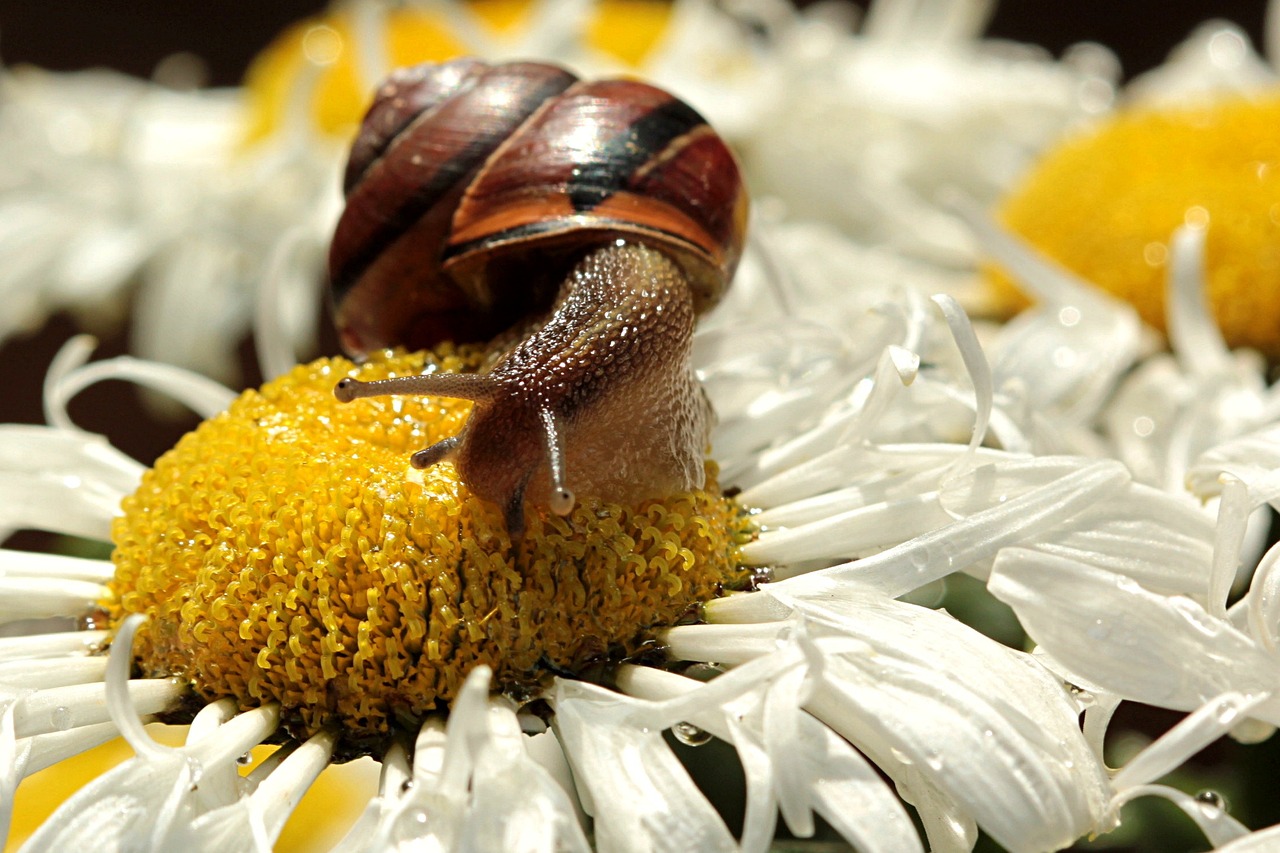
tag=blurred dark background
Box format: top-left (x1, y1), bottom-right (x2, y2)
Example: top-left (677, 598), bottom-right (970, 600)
top-left (0, 1), bottom-right (1270, 86)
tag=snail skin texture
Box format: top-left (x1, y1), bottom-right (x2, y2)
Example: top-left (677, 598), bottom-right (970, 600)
top-left (328, 59), bottom-right (748, 535)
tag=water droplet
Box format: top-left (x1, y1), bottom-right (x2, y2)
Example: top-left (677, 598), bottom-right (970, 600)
top-left (1215, 698), bottom-right (1242, 727)
top-left (923, 749), bottom-right (945, 771)
top-left (400, 779), bottom-right (416, 794)
top-left (50, 705), bottom-right (74, 731)
top-left (78, 606), bottom-right (110, 632)
top-left (672, 722), bottom-right (712, 747)
top-left (1067, 685), bottom-right (1096, 711)
top-left (682, 662), bottom-right (725, 682)
top-left (888, 747), bottom-right (914, 766)
top-left (186, 756), bottom-right (204, 791)
top-left (1195, 789), bottom-right (1229, 812)
top-left (392, 807), bottom-right (431, 843)
top-left (236, 752), bottom-right (253, 766)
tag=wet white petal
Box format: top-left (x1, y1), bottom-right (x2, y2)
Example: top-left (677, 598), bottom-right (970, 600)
top-left (617, 657), bottom-right (922, 853)
top-left (1217, 823), bottom-right (1280, 852)
top-left (735, 457), bottom-right (1128, 600)
top-left (0, 548), bottom-right (114, 584)
top-left (0, 630), bottom-right (107, 663)
top-left (353, 667), bottom-right (588, 852)
top-left (990, 548), bottom-right (1280, 718)
top-left (552, 679), bottom-right (738, 853)
top-left (0, 578), bottom-right (107, 622)
top-left (672, 591), bottom-right (1109, 852)
top-left (12, 679), bottom-right (181, 742)
top-left (1112, 692), bottom-right (1272, 792)
top-left (182, 730), bottom-right (338, 852)
top-left (1110, 784), bottom-right (1249, 848)
top-left (0, 656), bottom-right (107, 691)
top-left (956, 202), bottom-right (1143, 426)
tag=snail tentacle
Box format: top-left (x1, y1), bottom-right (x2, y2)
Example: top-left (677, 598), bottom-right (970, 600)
top-left (540, 407), bottom-right (575, 517)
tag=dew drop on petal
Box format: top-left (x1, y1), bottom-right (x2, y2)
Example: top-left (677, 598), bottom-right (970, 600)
top-left (186, 756), bottom-right (204, 791)
top-left (392, 807), bottom-right (431, 844)
top-left (672, 721), bottom-right (713, 747)
top-left (1195, 789), bottom-right (1229, 813)
top-left (236, 751), bottom-right (253, 766)
top-left (49, 705), bottom-right (73, 731)
top-left (889, 747), bottom-right (914, 767)
top-left (1068, 684), bottom-right (1096, 711)
top-left (1214, 697), bottom-right (1242, 727)
top-left (682, 662), bottom-right (726, 681)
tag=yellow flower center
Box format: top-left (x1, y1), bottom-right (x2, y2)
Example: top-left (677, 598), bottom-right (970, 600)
top-left (242, 0), bottom-right (672, 143)
top-left (107, 349), bottom-right (751, 746)
top-left (989, 92), bottom-right (1280, 359)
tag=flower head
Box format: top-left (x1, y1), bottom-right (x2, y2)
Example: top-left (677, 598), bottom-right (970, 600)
top-left (990, 91), bottom-right (1280, 358)
top-left (110, 347), bottom-right (750, 743)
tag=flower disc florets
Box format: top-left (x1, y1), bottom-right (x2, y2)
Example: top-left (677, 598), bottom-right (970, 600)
top-left (991, 93), bottom-right (1280, 358)
top-left (108, 347), bottom-right (751, 746)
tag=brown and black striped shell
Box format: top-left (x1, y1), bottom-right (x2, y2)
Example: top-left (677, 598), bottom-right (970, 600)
top-left (328, 58), bottom-right (749, 357)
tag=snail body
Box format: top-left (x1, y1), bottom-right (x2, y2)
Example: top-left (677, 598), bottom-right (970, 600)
top-left (330, 59), bottom-right (748, 534)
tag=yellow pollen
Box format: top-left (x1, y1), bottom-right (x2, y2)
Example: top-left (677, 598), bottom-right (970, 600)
top-left (107, 348), bottom-right (751, 745)
top-left (988, 92), bottom-right (1280, 359)
top-left (242, 0), bottom-right (672, 144)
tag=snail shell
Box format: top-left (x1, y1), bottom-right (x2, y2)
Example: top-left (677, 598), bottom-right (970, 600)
top-left (330, 58), bottom-right (748, 535)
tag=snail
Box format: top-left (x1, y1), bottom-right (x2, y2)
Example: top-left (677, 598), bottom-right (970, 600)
top-left (329, 58), bottom-right (748, 535)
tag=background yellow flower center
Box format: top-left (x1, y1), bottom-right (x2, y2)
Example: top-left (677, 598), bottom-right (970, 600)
top-left (989, 92), bottom-right (1280, 359)
top-left (242, 0), bottom-right (672, 143)
top-left (108, 349), bottom-right (750, 745)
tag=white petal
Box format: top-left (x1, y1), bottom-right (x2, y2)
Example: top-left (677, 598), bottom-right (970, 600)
top-left (0, 425), bottom-right (143, 539)
top-left (183, 730), bottom-right (338, 852)
top-left (358, 667), bottom-right (588, 852)
top-left (0, 577), bottom-right (107, 622)
top-left (13, 678), bottom-right (182, 739)
top-left (46, 346), bottom-right (236, 429)
top-left (1019, 482), bottom-right (1215, 599)
top-left (0, 548), bottom-right (114, 583)
top-left (618, 661), bottom-right (922, 853)
top-left (460, 697), bottom-right (590, 852)
top-left (1111, 784), bottom-right (1249, 848)
top-left (1216, 824), bottom-right (1280, 852)
top-left (0, 655), bottom-right (106, 690)
top-left (956, 202), bottom-right (1142, 424)
top-left (0, 629), bottom-right (106, 662)
top-left (1112, 692), bottom-right (1272, 792)
top-left (725, 457), bottom-right (1127, 601)
top-left (989, 548), bottom-right (1280, 718)
top-left (673, 593), bottom-right (1110, 851)
top-left (1166, 225), bottom-right (1231, 377)
top-left (551, 679), bottom-right (738, 853)
top-left (1128, 20), bottom-right (1279, 105)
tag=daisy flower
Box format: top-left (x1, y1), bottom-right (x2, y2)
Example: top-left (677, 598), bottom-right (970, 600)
top-left (0, 199), bottom-right (1166, 850)
top-left (6, 1), bottom-right (1280, 850)
top-left (963, 3), bottom-right (1280, 840)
